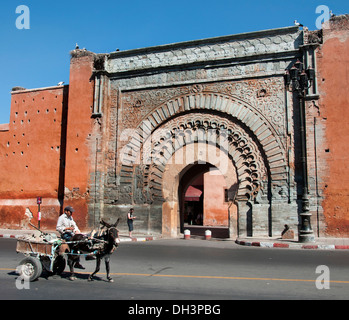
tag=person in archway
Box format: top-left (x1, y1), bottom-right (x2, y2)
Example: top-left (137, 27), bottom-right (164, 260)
top-left (195, 212), bottom-right (203, 225)
top-left (127, 208), bottom-right (137, 238)
top-left (187, 207), bottom-right (194, 225)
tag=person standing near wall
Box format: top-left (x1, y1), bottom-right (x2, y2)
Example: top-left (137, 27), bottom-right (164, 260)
top-left (127, 208), bottom-right (137, 238)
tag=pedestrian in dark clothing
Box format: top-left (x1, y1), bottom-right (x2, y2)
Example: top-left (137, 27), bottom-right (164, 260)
top-left (127, 208), bottom-right (137, 237)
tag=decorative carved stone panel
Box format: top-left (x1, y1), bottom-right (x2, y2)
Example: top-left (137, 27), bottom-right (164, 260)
top-left (106, 28), bottom-right (301, 73)
top-left (121, 79), bottom-right (286, 140)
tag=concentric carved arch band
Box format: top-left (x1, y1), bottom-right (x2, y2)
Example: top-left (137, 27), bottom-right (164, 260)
top-left (119, 92), bottom-right (288, 204)
top-left (142, 113), bottom-right (269, 203)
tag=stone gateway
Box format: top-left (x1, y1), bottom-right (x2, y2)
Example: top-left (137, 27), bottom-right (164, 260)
top-left (1, 15), bottom-right (349, 240)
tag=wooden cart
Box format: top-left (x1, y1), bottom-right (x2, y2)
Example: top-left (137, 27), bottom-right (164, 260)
top-left (16, 238), bottom-right (66, 282)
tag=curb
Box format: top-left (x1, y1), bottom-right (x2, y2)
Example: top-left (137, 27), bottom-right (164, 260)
top-left (235, 239), bottom-right (349, 250)
top-left (119, 236), bottom-right (157, 242)
top-left (0, 234), bottom-right (23, 239)
top-left (2, 233), bottom-right (347, 248)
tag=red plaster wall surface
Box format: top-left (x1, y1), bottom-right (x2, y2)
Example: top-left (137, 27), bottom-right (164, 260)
top-left (0, 52), bottom-right (96, 232)
top-left (317, 16), bottom-right (349, 236)
top-left (63, 53), bottom-right (96, 231)
top-left (0, 86), bottom-right (68, 229)
top-left (203, 171), bottom-right (229, 226)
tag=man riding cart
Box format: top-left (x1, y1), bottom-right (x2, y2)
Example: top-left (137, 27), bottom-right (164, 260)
top-left (56, 206), bottom-right (85, 269)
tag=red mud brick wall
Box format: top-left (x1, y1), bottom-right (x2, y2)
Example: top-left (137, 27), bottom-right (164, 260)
top-left (317, 16), bottom-right (349, 236)
top-left (63, 52), bottom-right (96, 231)
top-left (0, 86), bottom-right (68, 229)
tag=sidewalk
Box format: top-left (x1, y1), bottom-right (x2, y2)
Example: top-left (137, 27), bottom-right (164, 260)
top-left (1, 228), bottom-right (349, 249)
top-left (0, 228), bottom-right (159, 243)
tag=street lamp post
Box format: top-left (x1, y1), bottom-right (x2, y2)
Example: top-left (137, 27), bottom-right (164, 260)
top-left (285, 59), bottom-right (315, 243)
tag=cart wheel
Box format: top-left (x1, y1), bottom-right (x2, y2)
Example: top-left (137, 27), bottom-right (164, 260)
top-left (52, 255), bottom-right (66, 275)
top-left (17, 256), bottom-right (43, 282)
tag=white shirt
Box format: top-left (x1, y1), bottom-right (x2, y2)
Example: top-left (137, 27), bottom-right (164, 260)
top-left (56, 213), bottom-right (80, 234)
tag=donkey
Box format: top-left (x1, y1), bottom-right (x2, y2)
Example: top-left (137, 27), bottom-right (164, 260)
top-left (65, 219), bottom-right (120, 282)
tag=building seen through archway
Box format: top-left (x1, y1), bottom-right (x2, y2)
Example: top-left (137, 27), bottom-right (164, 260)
top-left (180, 163), bottom-right (231, 238)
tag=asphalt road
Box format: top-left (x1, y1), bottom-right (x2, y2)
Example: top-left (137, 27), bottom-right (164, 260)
top-left (1, 238), bottom-right (349, 302)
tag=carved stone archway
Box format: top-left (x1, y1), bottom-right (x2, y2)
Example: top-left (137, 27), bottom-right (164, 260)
top-left (141, 112), bottom-right (268, 201)
top-left (120, 91), bottom-right (288, 194)
top-left (119, 109), bottom-right (275, 237)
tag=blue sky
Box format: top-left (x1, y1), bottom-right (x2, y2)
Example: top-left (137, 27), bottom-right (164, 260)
top-left (0, 0), bottom-right (348, 124)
